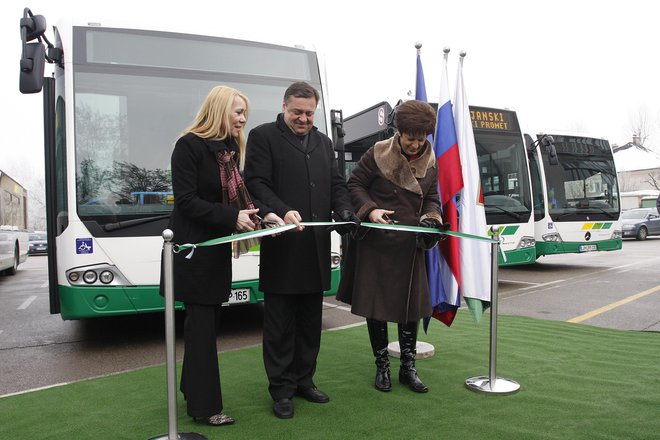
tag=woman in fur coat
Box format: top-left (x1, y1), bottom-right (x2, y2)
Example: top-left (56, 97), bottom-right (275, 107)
top-left (337, 100), bottom-right (444, 394)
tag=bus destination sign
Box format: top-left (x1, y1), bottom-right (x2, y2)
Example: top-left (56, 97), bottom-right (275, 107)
top-left (470, 106), bottom-right (520, 133)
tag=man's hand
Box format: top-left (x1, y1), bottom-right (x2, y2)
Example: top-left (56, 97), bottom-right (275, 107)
top-left (262, 212), bottom-right (286, 236)
top-left (283, 210), bottom-right (304, 231)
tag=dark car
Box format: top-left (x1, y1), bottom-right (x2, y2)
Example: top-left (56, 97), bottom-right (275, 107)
top-left (620, 208), bottom-right (660, 240)
top-left (28, 232), bottom-right (48, 255)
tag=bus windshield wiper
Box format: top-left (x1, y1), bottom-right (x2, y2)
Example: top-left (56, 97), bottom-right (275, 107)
top-left (584, 206), bottom-right (617, 219)
top-left (484, 204), bottom-right (523, 221)
top-left (103, 214), bottom-right (171, 232)
top-left (553, 207), bottom-right (616, 220)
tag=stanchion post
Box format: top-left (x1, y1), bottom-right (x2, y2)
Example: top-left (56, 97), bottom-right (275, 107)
top-left (465, 226), bottom-right (520, 395)
top-left (148, 230), bottom-right (207, 440)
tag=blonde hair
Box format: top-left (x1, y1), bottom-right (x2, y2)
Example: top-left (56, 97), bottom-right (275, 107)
top-left (184, 85), bottom-right (250, 168)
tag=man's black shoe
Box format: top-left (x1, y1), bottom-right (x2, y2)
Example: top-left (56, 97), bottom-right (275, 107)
top-left (296, 387), bottom-right (330, 403)
top-left (273, 398), bottom-right (293, 419)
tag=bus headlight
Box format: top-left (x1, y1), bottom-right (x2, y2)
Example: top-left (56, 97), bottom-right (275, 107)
top-left (99, 270), bottom-right (114, 284)
top-left (517, 236), bottom-right (536, 249)
top-left (611, 230), bottom-right (623, 239)
top-left (83, 270), bottom-right (98, 284)
top-left (330, 253), bottom-right (341, 268)
top-left (65, 264), bottom-right (130, 286)
top-left (542, 232), bottom-right (562, 242)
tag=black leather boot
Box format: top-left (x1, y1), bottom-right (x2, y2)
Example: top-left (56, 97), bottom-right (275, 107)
top-left (367, 318), bottom-right (391, 392)
top-left (398, 321), bottom-right (428, 393)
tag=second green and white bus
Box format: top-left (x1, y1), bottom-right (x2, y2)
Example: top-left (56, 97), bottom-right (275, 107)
top-left (526, 132), bottom-right (622, 257)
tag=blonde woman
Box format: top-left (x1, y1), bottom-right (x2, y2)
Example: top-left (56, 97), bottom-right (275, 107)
top-left (163, 85), bottom-right (282, 426)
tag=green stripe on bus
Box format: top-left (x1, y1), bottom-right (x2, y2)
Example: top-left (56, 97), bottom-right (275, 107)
top-left (488, 225), bottom-right (519, 236)
top-left (585, 222), bottom-right (612, 230)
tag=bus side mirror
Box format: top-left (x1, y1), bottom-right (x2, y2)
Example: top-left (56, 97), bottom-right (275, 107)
top-left (20, 42), bottom-right (45, 94)
top-left (541, 135), bottom-right (559, 165)
top-left (19, 10), bottom-right (48, 94)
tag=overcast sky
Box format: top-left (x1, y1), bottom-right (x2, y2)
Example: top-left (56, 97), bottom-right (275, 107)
top-left (3, 0), bottom-right (659, 184)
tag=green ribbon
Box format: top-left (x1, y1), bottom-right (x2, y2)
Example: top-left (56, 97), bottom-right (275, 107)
top-left (174, 221), bottom-right (496, 256)
top-left (359, 222), bottom-right (495, 242)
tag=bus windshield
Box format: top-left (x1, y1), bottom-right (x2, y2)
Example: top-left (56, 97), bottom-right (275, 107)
top-left (540, 135), bottom-right (619, 221)
top-left (476, 131), bottom-right (532, 224)
top-left (73, 27), bottom-right (325, 221)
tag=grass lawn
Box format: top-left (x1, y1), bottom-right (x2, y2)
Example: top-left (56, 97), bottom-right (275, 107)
top-left (1, 311), bottom-right (658, 439)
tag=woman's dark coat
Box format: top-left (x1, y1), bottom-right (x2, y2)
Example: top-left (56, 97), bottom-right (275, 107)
top-left (336, 134), bottom-right (442, 323)
top-left (163, 133), bottom-right (268, 305)
top-left (244, 114), bottom-right (352, 294)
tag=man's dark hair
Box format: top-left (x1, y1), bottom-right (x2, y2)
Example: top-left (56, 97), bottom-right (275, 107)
top-left (284, 81), bottom-right (320, 104)
top-left (394, 100), bottom-right (436, 137)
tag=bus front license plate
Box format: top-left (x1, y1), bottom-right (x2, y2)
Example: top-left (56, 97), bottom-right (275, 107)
top-left (579, 244), bottom-right (597, 252)
top-left (225, 288), bottom-right (250, 305)
top-left (222, 288), bottom-right (250, 306)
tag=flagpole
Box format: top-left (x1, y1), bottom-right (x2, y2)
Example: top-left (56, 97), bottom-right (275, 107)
top-left (465, 226), bottom-right (520, 395)
top-left (387, 42), bottom-right (435, 361)
top-left (148, 230), bottom-right (207, 440)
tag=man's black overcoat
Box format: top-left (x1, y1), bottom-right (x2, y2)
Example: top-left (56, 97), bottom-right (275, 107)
top-left (244, 114), bottom-right (351, 294)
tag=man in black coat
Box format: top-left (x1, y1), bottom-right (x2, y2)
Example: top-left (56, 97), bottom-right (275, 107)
top-left (244, 81), bottom-right (357, 419)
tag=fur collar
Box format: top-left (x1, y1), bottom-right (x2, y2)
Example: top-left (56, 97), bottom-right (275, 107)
top-left (373, 133), bottom-right (436, 195)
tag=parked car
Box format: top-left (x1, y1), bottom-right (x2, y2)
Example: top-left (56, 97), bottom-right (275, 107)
top-left (28, 232), bottom-right (48, 255)
top-left (620, 208), bottom-right (660, 240)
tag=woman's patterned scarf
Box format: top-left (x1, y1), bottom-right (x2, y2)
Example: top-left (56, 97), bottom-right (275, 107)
top-left (215, 150), bottom-right (261, 257)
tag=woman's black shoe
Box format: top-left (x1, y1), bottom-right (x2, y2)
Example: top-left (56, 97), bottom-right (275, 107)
top-left (193, 412), bottom-right (235, 426)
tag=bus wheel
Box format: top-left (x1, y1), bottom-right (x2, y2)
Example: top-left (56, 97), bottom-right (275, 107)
top-left (636, 226), bottom-right (648, 241)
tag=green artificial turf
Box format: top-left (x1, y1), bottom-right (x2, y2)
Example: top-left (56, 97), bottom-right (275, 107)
top-left (1, 312), bottom-right (658, 439)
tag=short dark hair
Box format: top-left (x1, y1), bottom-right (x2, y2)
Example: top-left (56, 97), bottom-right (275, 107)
top-left (284, 81), bottom-right (320, 104)
top-left (394, 100), bottom-right (436, 137)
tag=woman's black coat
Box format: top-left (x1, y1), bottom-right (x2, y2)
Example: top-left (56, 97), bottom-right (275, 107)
top-left (244, 114), bottom-right (352, 294)
top-left (163, 133), bottom-right (268, 305)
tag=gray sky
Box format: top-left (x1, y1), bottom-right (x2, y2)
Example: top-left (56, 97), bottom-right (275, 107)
top-left (3, 0), bottom-right (659, 185)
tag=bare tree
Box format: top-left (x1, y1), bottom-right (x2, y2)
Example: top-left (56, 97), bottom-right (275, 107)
top-left (646, 171), bottom-right (660, 190)
top-left (629, 107), bottom-right (652, 146)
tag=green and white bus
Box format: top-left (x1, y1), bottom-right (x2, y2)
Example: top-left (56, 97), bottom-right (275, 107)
top-left (19, 8), bottom-right (341, 319)
top-left (341, 102), bottom-right (536, 266)
top-left (526, 132), bottom-right (622, 257)
top-left (470, 106), bottom-right (536, 265)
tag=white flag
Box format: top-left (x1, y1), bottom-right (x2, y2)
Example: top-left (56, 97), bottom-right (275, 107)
top-left (453, 54), bottom-right (491, 319)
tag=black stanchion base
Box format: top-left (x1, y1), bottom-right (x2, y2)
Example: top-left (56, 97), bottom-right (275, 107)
top-left (148, 433), bottom-right (208, 439)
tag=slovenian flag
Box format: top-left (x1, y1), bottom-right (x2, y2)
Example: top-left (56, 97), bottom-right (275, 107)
top-left (431, 50), bottom-right (464, 327)
top-left (417, 49), bottom-right (463, 328)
